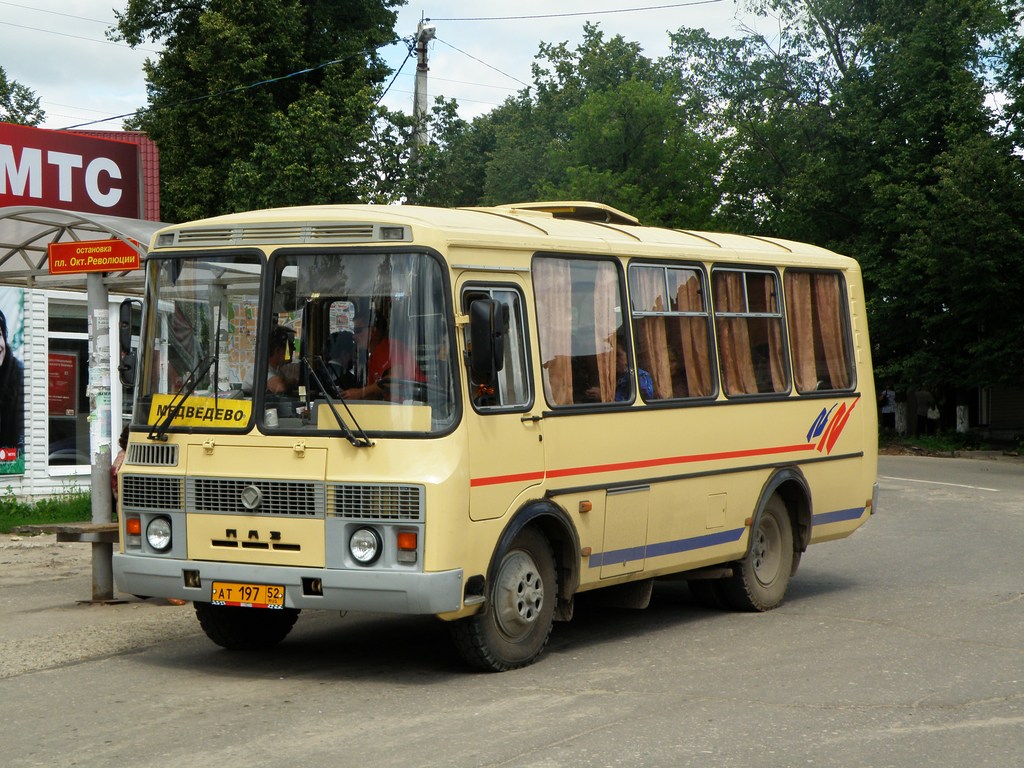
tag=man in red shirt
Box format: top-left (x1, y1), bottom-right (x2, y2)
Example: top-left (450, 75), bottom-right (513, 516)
top-left (342, 314), bottom-right (423, 400)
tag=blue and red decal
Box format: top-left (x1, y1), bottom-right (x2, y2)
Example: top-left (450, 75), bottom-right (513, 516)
top-left (806, 398), bottom-right (859, 455)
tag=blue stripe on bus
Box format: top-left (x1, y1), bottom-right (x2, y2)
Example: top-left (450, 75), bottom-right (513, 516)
top-left (588, 528), bottom-right (745, 568)
top-left (812, 507), bottom-right (865, 526)
top-left (587, 506), bottom-right (865, 568)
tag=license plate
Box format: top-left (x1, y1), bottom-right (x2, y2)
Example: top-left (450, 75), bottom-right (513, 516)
top-left (211, 581), bottom-right (285, 609)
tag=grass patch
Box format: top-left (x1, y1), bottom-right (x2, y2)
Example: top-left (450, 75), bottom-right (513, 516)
top-left (0, 486), bottom-right (94, 534)
top-left (879, 430), bottom-right (1005, 456)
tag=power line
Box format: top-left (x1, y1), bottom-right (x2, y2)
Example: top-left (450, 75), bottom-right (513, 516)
top-left (0, 0), bottom-right (110, 25)
top-left (0, 20), bottom-right (160, 54)
top-left (427, 0), bottom-right (725, 23)
top-left (59, 54), bottom-right (368, 130)
top-left (49, 1), bottom-right (726, 130)
top-left (377, 47), bottom-right (414, 104)
top-left (434, 37), bottom-right (531, 89)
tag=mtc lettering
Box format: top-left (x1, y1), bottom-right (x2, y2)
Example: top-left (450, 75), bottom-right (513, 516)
top-left (0, 145), bottom-right (123, 208)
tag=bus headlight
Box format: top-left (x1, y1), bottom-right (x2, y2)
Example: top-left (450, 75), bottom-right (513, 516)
top-left (349, 527), bottom-right (382, 565)
top-left (146, 516), bottom-right (173, 552)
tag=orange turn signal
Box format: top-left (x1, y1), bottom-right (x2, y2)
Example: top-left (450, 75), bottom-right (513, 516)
top-left (126, 517), bottom-right (142, 536)
top-left (397, 532), bottom-right (418, 551)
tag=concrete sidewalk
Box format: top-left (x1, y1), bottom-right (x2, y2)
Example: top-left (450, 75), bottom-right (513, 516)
top-left (0, 533), bottom-right (198, 679)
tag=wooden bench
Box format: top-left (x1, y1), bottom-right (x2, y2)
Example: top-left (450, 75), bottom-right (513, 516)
top-left (13, 522), bottom-right (121, 603)
top-left (13, 522), bottom-right (119, 543)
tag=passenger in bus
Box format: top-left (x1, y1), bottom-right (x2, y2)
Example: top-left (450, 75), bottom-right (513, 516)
top-left (587, 345), bottom-right (654, 402)
top-left (326, 330), bottom-right (358, 389)
top-left (343, 314), bottom-right (423, 400)
top-left (266, 326), bottom-right (299, 395)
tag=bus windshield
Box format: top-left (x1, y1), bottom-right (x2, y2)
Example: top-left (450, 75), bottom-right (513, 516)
top-left (134, 249), bottom-right (458, 437)
top-left (135, 252), bottom-right (263, 433)
top-left (263, 250), bottom-right (457, 435)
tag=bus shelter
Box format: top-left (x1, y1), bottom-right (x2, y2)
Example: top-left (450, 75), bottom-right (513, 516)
top-left (0, 205), bottom-right (165, 600)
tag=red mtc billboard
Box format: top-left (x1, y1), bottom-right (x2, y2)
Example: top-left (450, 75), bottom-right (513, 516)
top-left (0, 122), bottom-right (141, 218)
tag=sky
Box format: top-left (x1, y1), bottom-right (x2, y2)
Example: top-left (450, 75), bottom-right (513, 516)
top-left (0, 0), bottom-right (759, 132)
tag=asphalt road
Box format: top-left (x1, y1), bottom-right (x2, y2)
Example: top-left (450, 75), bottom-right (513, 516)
top-left (1, 454), bottom-right (1021, 767)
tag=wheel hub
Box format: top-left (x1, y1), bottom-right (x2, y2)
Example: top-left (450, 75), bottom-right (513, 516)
top-left (493, 550), bottom-right (545, 640)
top-left (752, 516), bottom-right (782, 586)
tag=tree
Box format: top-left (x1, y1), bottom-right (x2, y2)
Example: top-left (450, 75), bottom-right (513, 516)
top-left (417, 24), bottom-right (721, 228)
top-left (405, 98), bottom-right (492, 207)
top-left (668, 1), bottom-right (1024, 393)
top-left (0, 66), bottom-right (44, 126)
top-left (113, 0), bottom-right (404, 221)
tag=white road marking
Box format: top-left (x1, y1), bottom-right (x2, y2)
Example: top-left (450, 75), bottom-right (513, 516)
top-left (880, 475), bottom-right (1000, 493)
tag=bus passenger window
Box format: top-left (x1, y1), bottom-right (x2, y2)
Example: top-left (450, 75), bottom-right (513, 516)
top-left (534, 256), bottom-right (626, 406)
top-left (713, 269), bottom-right (790, 396)
top-left (784, 270), bottom-right (854, 392)
top-left (463, 288), bottom-right (531, 410)
top-left (629, 264), bottom-right (715, 400)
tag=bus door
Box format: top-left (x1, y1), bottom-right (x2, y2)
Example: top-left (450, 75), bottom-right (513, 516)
top-left (460, 281), bottom-right (545, 522)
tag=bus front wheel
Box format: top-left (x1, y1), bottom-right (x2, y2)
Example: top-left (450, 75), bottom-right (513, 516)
top-left (451, 528), bottom-right (557, 672)
top-left (718, 495), bottom-right (794, 612)
top-left (194, 602), bottom-right (300, 650)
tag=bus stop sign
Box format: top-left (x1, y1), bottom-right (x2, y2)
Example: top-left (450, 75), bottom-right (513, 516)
top-left (47, 238), bottom-right (141, 274)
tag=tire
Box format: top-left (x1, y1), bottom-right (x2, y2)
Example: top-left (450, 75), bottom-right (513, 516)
top-left (194, 602), bottom-right (300, 650)
top-left (718, 495), bottom-right (794, 612)
top-left (451, 528), bottom-right (557, 672)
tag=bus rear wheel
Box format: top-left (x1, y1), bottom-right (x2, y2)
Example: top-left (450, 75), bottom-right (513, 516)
top-left (194, 602), bottom-right (300, 650)
top-left (718, 495), bottom-right (794, 612)
top-left (451, 528), bottom-right (557, 672)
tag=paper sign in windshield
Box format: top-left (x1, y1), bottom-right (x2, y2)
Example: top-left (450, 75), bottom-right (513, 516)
top-left (149, 394), bottom-right (252, 428)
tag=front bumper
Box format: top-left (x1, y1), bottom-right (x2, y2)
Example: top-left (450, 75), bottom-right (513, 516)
top-left (113, 553), bottom-right (464, 615)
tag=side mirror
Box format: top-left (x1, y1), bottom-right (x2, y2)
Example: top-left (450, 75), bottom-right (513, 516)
top-left (468, 299), bottom-right (506, 384)
top-left (118, 351), bottom-right (137, 388)
top-left (118, 298), bottom-right (141, 387)
top-left (118, 298), bottom-right (137, 356)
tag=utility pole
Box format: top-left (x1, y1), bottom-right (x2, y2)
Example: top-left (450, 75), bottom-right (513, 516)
top-left (413, 18), bottom-right (436, 153)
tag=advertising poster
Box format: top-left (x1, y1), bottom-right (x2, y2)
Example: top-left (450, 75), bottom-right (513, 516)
top-left (48, 353), bottom-right (77, 416)
top-left (0, 287), bottom-right (25, 474)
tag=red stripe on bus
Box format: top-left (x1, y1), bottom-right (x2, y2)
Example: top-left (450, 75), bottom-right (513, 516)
top-left (470, 470), bottom-right (547, 488)
top-left (469, 443), bottom-right (815, 488)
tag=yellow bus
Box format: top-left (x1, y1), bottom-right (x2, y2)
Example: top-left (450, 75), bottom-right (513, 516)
top-left (113, 201), bottom-right (878, 671)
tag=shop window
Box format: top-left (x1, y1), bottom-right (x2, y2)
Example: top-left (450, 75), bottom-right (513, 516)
top-left (48, 302), bottom-right (89, 466)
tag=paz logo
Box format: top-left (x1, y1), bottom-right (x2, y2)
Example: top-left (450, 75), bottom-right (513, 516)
top-left (807, 399), bottom-right (859, 455)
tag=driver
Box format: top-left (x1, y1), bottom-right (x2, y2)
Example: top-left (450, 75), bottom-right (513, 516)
top-left (342, 313), bottom-right (423, 400)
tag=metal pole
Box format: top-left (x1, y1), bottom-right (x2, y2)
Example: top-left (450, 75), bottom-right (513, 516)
top-left (86, 271), bottom-right (114, 601)
top-left (413, 20), bottom-right (436, 153)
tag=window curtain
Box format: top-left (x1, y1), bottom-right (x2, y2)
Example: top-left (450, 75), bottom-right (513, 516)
top-left (632, 269), bottom-right (672, 399)
top-left (675, 276), bottom-right (712, 397)
top-left (785, 272), bottom-right (817, 392)
top-left (814, 273), bottom-right (851, 389)
top-left (534, 259), bottom-right (574, 404)
top-left (785, 271), bottom-right (851, 391)
top-left (714, 272), bottom-right (757, 395)
top-left (764, 276), bottom-right (788, 392)
top-left (593, 262), bottom-right (620, 403)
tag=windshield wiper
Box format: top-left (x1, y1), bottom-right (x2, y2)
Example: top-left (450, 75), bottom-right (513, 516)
top-left (304, 356), bottom-right (374, 448)
top-left (148, 355), bottom-right (215, 442)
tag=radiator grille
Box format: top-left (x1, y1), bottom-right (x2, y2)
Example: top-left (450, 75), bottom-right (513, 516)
top-left (329, 483), bottom-right (424, 521)
top-left (125, 442), bottom-right (178, 467)
top-left (187, 477), bottom-right (324, 517)
top-left (121, 475), bottom-right (184, 511)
